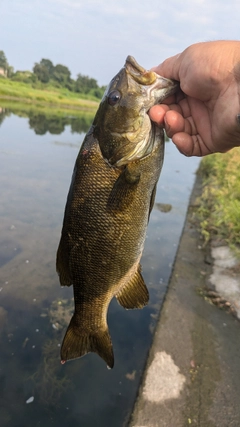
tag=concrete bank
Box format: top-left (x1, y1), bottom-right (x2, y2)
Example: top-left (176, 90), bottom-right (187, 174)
top-left (130, 174), bottom-right (240, 427)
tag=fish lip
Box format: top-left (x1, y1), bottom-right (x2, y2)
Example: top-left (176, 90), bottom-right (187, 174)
top-left (148, 75), bottom-right (179, 104)
top-left (125, 56), bottom-right (157, 85)
top-left (125, 55), bottom-right (179, 98)
top-left (125, 55), bottom-right (146, 74)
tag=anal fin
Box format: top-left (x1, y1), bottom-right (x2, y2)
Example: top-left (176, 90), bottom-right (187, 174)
top-left (116, 266), bottom-right (149, 309)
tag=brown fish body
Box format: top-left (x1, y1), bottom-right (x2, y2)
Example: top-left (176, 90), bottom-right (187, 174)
top-left (56, 56), bottom-right (178, 368)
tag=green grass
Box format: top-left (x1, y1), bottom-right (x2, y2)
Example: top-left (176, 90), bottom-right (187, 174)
top-left (0, 78), bottom-right (99, 112)
top-left (0, 99), bottom-right (96, 119)
top-left (196, 148), bottom-right (240, 252)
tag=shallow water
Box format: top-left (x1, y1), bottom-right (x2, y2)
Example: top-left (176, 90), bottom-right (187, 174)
top-left (0, 108), bottom-right (200, 427)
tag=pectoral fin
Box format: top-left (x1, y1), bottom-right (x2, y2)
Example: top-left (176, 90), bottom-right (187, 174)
top-left (116, 266), bottom-right (149, 309)
top-left (107, 165), bottom-right (140, 212)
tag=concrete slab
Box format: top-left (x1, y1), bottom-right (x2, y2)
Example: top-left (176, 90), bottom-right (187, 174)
top-left (130, 176), bottom-right (240, 427)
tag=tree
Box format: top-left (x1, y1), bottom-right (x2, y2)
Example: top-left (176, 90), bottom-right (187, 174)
top-left (33, 60), bottom-right (71, 86)
top-left (52, 64), bottom-right (71, 84)
top-left (0, 51), bottom-right (8, 70)
top-left (6, 65), bottom-right (14, 78)
top-left (75, 73), bottom-right (98, 94)
top-left (33, 62), bottom-right (50, 83)
top-left (40, 59), bottom-right (54, 76)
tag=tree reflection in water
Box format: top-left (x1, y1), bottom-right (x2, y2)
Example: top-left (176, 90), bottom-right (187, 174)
top-left (28, 113), bottom-right (93, 135)
top-left (0, 106), bottom-right (94, 135)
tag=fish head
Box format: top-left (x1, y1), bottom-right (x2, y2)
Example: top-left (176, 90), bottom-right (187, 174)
top-left (93, 56), bottom-right (178, 167)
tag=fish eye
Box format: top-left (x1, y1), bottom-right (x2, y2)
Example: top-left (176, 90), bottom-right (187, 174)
top-left (108, 90), bottom-right (121, 106)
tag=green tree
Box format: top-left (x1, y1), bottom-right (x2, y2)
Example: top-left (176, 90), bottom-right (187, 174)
top-left (88, 87), bottom-right (105, 99)
top-left (6, 65), bottom-right (14, 77)
top-left (0, 51), bottom-right (8, 70)
top-left (40, 59), bottom-right (54, 76)
top-left (33, 62), bottom-right (50, 83)
top-left (52, 64), bottom-right (71, 84)
top-left (75, 73), bottom-right (98, 94)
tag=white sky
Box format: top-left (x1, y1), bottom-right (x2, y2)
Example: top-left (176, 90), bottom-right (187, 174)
top-left (1, 0), bottom-right (239, 86)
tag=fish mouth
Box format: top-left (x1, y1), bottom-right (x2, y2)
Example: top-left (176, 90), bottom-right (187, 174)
top-left (125, 56), bottom-right (157, 85)
top-left (125, 55), bottom-right (179, 102)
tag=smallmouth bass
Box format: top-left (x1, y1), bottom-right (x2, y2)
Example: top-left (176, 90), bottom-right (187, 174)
top-left (56, 56), bottom-right (178, 368)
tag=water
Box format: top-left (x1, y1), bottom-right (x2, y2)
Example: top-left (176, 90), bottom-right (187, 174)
top-left (0, 107), bottom-right (200, 427)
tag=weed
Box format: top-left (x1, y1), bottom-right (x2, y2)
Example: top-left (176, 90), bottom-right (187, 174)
top-left (196, 148), bottom-right (240, 253)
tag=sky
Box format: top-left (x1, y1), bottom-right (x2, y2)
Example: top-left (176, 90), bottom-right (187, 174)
top-left (1, 0), bottom-right (239, 86)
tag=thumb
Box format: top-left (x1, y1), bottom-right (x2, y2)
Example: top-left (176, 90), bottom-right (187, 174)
top-left (151, 54), bottom-right (181, 81)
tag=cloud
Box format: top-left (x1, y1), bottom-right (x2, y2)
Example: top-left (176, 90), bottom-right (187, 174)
top-left (1, 0), bottom-right (240, 85)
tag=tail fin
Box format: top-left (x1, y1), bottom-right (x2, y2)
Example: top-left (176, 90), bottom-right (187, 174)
top-left (61, 315), bottom-right (114, 368)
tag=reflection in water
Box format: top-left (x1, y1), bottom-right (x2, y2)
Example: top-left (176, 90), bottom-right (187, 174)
top-left (0, 107), bottom-right (94, 135)
top-left (0, 107), bottom-right (200, 426)
top-left (154, 202), bottom-right (172, 213)
top-left (28, 112), bottom-right (93, 135)
top-left (0, 107), bottom-right (10, 127)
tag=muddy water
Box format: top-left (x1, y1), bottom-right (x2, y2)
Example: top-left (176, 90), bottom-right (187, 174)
top-left (0, 108), bottom-right (200, 427)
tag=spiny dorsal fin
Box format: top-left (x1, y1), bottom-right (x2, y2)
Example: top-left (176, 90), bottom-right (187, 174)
top-left (116, 266), bottom-right (149, 309)
top-left (61, 315), bottom-right (114, 368)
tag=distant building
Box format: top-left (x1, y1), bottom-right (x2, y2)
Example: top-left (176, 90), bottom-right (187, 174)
top-left (0, 67), bottom-right (7, 77)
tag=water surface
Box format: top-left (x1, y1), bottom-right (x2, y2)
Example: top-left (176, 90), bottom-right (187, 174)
top-left (0, 107), bottom-right (200, 427)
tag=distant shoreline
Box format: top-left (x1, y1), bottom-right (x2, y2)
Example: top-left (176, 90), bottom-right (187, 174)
top-left (0, 78), bottom-right (99, 113)
top-left (0, 95), bottom-right (98, 113)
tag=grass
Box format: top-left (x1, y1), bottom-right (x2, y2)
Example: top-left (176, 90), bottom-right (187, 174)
top-left (0, 78), bottom-right (99, 112)
top-left (0, 99), bottom-right (96, 120)
top-left (196, 148), bottom-right (240, 253)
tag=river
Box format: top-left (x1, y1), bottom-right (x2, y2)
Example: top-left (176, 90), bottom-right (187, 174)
top-left (0, 106), bottom-right (200, 427)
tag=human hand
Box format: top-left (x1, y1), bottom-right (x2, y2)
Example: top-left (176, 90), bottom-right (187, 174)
top-left (149, 41), bottom-right (240, 156)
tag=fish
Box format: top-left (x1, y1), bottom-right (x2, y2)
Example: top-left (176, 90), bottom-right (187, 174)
top-left (56, 56), bottom-right (178, 368)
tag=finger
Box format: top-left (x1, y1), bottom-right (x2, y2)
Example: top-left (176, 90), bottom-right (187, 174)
top-left (172, 133), bottom-right (212, 157)
top-left (151, 54), bottom-right (182, 81)
top-left (149, 104), bottom-right (169, 125)
top-left (164, 110), bottom-right (192, 138)
top-left (149, 103), bottom-right (183, 126)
